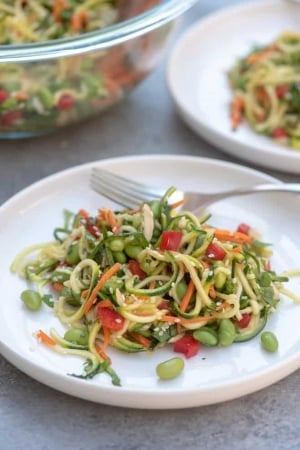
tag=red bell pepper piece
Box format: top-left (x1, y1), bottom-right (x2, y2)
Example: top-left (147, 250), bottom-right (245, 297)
top-left (275, 84), bottom-right (289, 98)
top-left (205, 243), bottom-right (226, 260)
top-left (160, 230), bottom-right (183, 251)
top-left (272, 127), bottom-right (288, 139)
top-left (0, 89), bottom-right (9, 104)
top-left (128, 259), bottom-right (146, 280)
top-left (236, 313), bottom-right (252, 329)
top-left (98, 306), bottom-right (125, 331)
top-left (57, 93), bottom-right (75, 110)
top-left (236, 223), bottom-right (251, 235)
top-left (173, 335), bottom-right (200, 359)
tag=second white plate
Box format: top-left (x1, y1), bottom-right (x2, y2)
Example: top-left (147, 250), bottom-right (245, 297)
top-left (167, 0), bottom-right (300, 174)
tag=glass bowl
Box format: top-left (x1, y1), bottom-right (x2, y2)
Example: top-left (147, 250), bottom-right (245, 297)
top-left (0, 0), bottom-right (197, 138)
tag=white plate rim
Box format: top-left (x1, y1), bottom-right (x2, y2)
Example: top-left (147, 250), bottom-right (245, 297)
top-left (0, 153), bottom-right (299, 409)
top-left (167, 0), bottom-right (300, 174)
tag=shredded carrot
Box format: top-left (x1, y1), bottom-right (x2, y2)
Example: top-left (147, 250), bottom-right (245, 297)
top-left (107, 209), bottom-right (118, 233)
top-left (81, 289), bottom-right (89, 298)
top-left (256, 86), bottom-right (269, 104)
top-left (37, 329), bottom-right (56, 347)
top-left (171, 198), bottom-right (185, 210)
top-left (130, 332), bottom-right (152, 348)
top-left (180, 315), bottom-right (216, 325)
top-left (51, 282), bottom-right (64, 293)
top-left (98, 299), bottom-right (114, 309)
top-left (231, 245), bottom-right (243, 254)
top-left (213, 229), bottom-right (253, 245)
top-left (200, 260), bottom-right (209, 269)
top-left (127, 207), bottom-right (141, 215)
top-left (253, 111), bottom-right (266, 122)
top-left (216, 301), bottom-right (230, 312)
top-left (71, 9), bottom-right (88, 32)
top-left (95, 342), bottom-right (111, 362)
top-left (180, 279), bottom-right (195, 312)
top-left (246, 45), bottom-right (278, 64)
top-left (209, 284), bottom-right (216, 299)
top-left (101, 326), bottom-right (111, 351)
top-left (160, 314), bottom-right (181, 324)
top-left (230, 94), bottom-right (245, 130)
top-left (98, 208), bottom-right (119, 233)
top-left (161, 314), bottom-right (215, 325)
top-left (78, 208), bottom-right (90, 219)
top-left (15, 92), bottom-right (28, 101)
top-left (53, 0), bottom-right (69, 22)
top-left (149, 280), bottom-right (156, 290)
top-left (83, 262), bottom-right (121, 313)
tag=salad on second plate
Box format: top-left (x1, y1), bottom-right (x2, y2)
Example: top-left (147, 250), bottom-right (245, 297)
top-left (228, 31), bottom-right (300, 150)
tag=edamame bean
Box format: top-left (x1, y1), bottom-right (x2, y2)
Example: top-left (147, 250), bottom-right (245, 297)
top-left (176, 280), bottom-right (188, 300)
top-left (218, 319), bottom-right (236, 346)
top-left (112, 251), bottom-right (127, 264)
top-left (214, 271), bottom-right (227, 290)
top-left (193, 327), bottom-right (218, 346)
top-left (21, 289), bottom-right (42, 311)
top-left (125, 244), bottom-right (143, 259)
top-left (108, 238), bottom-right (125, 252)
top-left (37, 87), bottom-right (54, 108)
top-left (64, 328), bottom-right (89, 346)
top-left (156, 357), bottom-right (184, 380)
top-left (66, 242), bottom-right (80, 265)
top-left (261, 331), bottom-right (278, 353)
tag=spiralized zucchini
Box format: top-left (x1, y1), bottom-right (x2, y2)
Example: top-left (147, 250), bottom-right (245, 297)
top-left (228, 31), bottom-right (300, 149)
top-left (0, 0), bottom-right (118, 44)
top-left (11, 187), bottom-right (299, 385)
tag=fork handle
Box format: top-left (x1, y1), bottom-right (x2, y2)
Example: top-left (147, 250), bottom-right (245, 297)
top-left (188, 182), bottom-right (300, 212)
top-left (239, 183), bottom-right (300, 195)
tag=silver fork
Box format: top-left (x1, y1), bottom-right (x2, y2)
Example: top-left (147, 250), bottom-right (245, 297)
top-left (90, 167), bottom-right (300, 212)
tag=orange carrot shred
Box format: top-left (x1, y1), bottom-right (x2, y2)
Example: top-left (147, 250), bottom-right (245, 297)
top-left (246, 45), bottom-right (277, 64)
top-left (161, 314), bottom-right (216, 325)
top-left (37, 330), bottom-right (56, 347)
top-left (230, 94), bottom-right (245, 130)
top-left (51, 282), bottom-right (64, 293)
top-left (231, 245), bottom-right (243, 253)
top-left (209, 284), bottom-right (216, 299)
top-left (130, 332), bottom-right (152, 348)
top-left (53, 0), bottom-right (69, 22)
top-left (78, 208), bottom-right (90, 219)
top-left (71, 9), bottom-right (88, 32)
top-left (83, 262), bottom-right (121, 313)
top-left (171, 198), bottom-right (185, 210)
top-left (101, 326), bottom-right (111, 351)
top-left (216, 301), bottom-right (230, 312)
top-left (98, 208), bottom-right (119, 233)
top-left (213, 229), bottom-right (253, 245)
top-left (107, 209), bottom-right (118, 233)
top-left (15, 92), bottom-right (28, 102)
top-left (180, 279), bottom-right (195, 312)
top-left (98, 299), bottom-right (114, 309)
top-left (95, 342), bottom-right (111, 363)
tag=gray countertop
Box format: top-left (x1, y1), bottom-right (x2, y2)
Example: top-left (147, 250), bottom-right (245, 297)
top-left (0, 1), bottom-right (299, 449)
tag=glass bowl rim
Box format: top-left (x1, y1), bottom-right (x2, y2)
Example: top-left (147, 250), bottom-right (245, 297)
top-left (0, 0), bottom-right (198, 63)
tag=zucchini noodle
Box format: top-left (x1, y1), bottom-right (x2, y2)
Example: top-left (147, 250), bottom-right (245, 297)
top-left (11, 188), bottom-right (299, 385)
top-left (228, 31), bottom-right (300, 149)
top-left (0, 1), bottom-right (117, 44)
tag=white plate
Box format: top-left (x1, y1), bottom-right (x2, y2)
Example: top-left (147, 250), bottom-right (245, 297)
top-left (0, 155), bottom-right (299, 409)
top-left (167, 0), bottom-right (300, 174)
